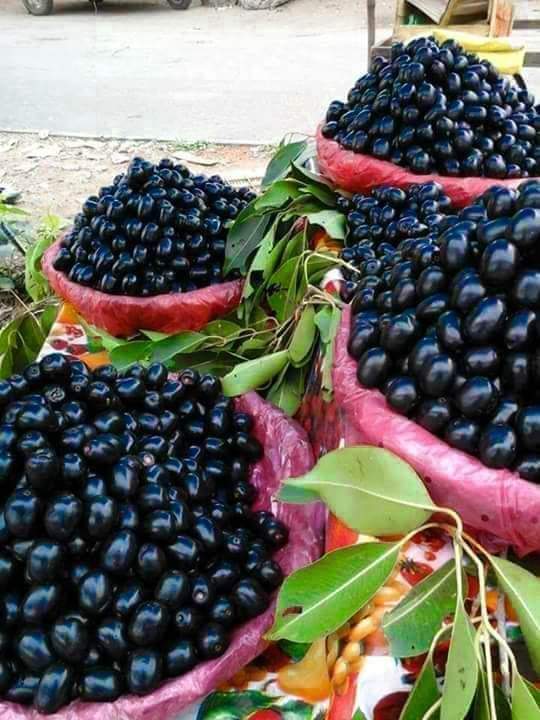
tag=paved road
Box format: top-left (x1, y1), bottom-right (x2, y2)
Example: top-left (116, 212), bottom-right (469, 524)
top-left (1, 0), bottom-right (374, 143)
top-left (3, 0), bottom-right (540, 143)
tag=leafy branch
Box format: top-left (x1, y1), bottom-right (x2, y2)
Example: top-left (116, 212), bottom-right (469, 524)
top-left (271, 446), bottom-right (540, 719)
top-left (86, 140), bottom-right (347, 415)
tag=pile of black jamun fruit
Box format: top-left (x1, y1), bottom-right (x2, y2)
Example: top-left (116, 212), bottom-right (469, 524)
top-left (0, 354), bottom-right (287, 713)
top-left (322, 36), bottom-right (540, 178)
top-left (53, 159), bottom-right (257, 296)
top-left (347, 179), bottom-right (540, 480)
top-left (337, 181), bottom-right (453, 302)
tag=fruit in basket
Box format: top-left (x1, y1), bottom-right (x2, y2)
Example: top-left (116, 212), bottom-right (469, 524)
top-left (0, 355), bottom-right (288, 712)
top-left (53, 159), bottom-right (257, 297)
top-left (346, 179), bottom-right (540, 480)
top-left (323, 36), bottom-right (540, 178)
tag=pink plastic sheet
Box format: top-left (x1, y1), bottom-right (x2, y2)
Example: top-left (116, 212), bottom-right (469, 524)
top-left (316, 127), bottom-right (533, 209)
top-left (42, 239), bottom-right (244, 338)
top-left (333, 305), bottom-right (540, 556)
top-left (1, 392), bottom-right (324, 720)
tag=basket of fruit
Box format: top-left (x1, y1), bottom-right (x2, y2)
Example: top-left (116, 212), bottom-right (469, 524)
top-left (42, 159), bottom-right (254, 337)
top-left (334, 178), bottom-right (540, 555)
top-left (318, 36), bottom-right (540, 207)
top-left (0, 355), bottom-right (323, 716)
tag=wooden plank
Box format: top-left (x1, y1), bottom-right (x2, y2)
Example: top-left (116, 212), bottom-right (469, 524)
top-left (489, 0), bottom-right (514, 34)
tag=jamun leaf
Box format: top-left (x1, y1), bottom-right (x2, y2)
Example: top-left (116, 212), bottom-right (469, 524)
top-left (399, 655), bottom-right (439, 720)
top-left (440, 601), bottom-right (478, 720)
top-left (262, 139), bottom-right (308, 189)
top-left (150, 331), bottom-right (208, 363)
top-left (254, 180), bottom-right (302, 210)
top-left (512, 673), bottom-right (540, 718)
top-left (383, 560), bottom-right (459, 657)
top-left (242, 225), bottom-right (277, 301)
top-left (289, 306), bottom-right (316, 367)
top-left (110, 341), bottom-right (152, 371)
top-left (279, 447), bottom-right (435, 536)
top-left (221, 350), bottom-right (289, 396)
top-left (489, 555), bottom-right (540, 674)
top-left (267, 541), bottom-right (399, 643)
top-left (267, 364), bottom-right (306, 417)
top-left (224, 213), bottom-right (272, 276)
top-left (305, 210), bottom-right (346, 240)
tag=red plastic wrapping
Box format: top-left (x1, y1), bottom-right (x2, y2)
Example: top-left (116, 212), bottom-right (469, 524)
top-left (316, 126), bottom-right (533, 209)
top-left (42, 239), bottom-right (244, 338)
top-left (0, 392), bottom-right (324, 720)
top-left (333, 305), bottom-right (540, 556)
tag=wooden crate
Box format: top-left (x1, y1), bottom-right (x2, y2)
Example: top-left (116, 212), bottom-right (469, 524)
top-left (393, 0), bottom-right (514, 39)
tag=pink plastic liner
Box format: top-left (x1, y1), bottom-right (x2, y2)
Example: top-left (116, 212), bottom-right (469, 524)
top-left (316, 126), bottom-right (535, 209)
top-left (1, 392), bottom-right (324, 720)
top-left (333, 305), bottom-right (540, 556)
top-left (42, 239), bottom-right (244, 338)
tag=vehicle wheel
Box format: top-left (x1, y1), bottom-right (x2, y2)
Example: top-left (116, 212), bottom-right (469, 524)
top-left (167, 0), bottom-right (192, 9)
top-left (22, 0), bottom-right (53, 15)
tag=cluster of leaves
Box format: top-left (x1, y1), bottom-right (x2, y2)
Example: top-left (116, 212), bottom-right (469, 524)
top-left (0, 302), bottom-right (58, 379)
top-left (86, 140), bottom-right (347, 415)
top-left (0, 200), bottom-right (66, 377)
top-left (270, 446), bottom-right (540, 719)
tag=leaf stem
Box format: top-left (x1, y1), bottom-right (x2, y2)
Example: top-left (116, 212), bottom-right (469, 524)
top-left (460, 538), bottom-right (512, 715)
top-left (422, 697), bottom-right (442, 720)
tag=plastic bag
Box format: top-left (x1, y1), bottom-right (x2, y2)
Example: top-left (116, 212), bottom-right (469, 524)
top-left (332, 305), bottom-right (540, 556)
top-left (316, 127), bottom-right (532, 209)
top-left (1, 392), bottom-right (324, 720)
top-left (42, 240), bottom-right (244, 338)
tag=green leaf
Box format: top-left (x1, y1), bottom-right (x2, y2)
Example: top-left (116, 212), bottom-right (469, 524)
top-left (279, 446), bottom-right (436, 536)
top-left (262, 140), bottom-right (309, 189)
top-left (279, 698), bottom-right (314, 720)
top-left (82, 322), bottom-right (126, 352)
top-left (268, 541), bottom-right (399, 643)
top-left (140, 329), bottom-right (169, 341)
top-left (242, 225), bottom-right (277, 301)
top-left (383, 561), bottom-right (459, 657)
top-left (305, 210), bottom-right (346, 240)
top-left (473, 671), bottom-right (491, 720)
top-left (224, 213), bottom-right (272, 276)
top-left (197, 689), bottom-right (272, 719)
top-left (267, 364), bottom-right (306, 416)
top-left (150, 331), bottom-right (208, 363)
top-left (494, 684), bottom-right (513, 719)
top-left (289, 306), bottom-right (316, 367)
top-left (203, 319), bottom-right (242, 338)
top-left (352, 712), bottom-right (368, 720)
top-left (24, 213), bottom-right (67, 301)
top-left (317, 305), bottom-right (341, 399)
top-left (281, 231), bottom-right (306, 265)
top-left (277, 639), bottom-right (310, 662)
top-left (314, 306), bottom-right (337, 345)
top-left (254, 180), bottom-right (302, 210)
top-left (110, 341), bottom-right (152, 371)
top-left (221, 350), bottom-right (289, 396)
top-left (489, 555), bottom-right (540, 673)
top-left (474, 675), bottom-right (512, 720)
top-left (512, 673), bottom-right (540, 718)
top-left (440, 601), bottom-right (479, 720)
top-left (399, 655), bottom-right (439, 720)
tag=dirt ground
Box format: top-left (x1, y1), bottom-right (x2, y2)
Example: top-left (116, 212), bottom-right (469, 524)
top-left (0, 131), bottom-right (274, 222)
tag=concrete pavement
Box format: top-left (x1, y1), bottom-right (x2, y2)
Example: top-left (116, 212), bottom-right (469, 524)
top-left (1, 0), bottom-right (378, 143)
